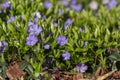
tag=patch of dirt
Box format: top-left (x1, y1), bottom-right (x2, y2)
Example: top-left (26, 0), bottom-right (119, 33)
top-left (0, 61), bottom-right (119, 80)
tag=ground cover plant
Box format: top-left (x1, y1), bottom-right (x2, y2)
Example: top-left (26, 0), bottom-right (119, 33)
top-left (0, 0), bottom-right (120, 79)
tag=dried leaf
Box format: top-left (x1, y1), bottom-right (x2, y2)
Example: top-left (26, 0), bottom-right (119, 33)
top-left (6, 63), bottom-right (26, 80)
top-left (95, 67), bottom-right (104, 77)
top-left (73, 73), bottom-right (83, 80)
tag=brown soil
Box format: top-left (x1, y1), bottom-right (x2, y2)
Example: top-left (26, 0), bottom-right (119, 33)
top-left (1, 61), bottom-right (120, 80)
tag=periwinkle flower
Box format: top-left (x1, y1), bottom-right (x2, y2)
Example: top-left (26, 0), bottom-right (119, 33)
top-left (2, 41), bottom-right (8, 46)
top-left (44, 1), bottom-right (53, 9)
top-left (57, 36), bottom-right (68, 46)
top-left (0, 41), bottom-right (8, 52)
top-left (53, 22), bottom-right (58, 27)
top-left (71, 0), bottom-right (77, 4)
top-left (64, 19), bottom-right (72, 30)
top-left (53, 20), bottom-right (60, 27)
top-left (44, 44), bottom-right (50, 49)
top-left (26, 35), bottom-right (38, 46)
top-left (0, 47), bottom-right (6, 52)
top-left (89, 1), bottom-right (98, 10)
top-left (58, 9), bottom-right (64, 15)
top-left (62, 51), bottom-right (70, 60)
top-left (34, 16), bottom-right (38, 23)
top-left (28, 21), bottom-right (34, 27)
top-left (28, 24), bottom-right (42, 36)
top-left (107, 0), bottom-right (117, 9)
top-left (34, 12), bottom-right (41, 23)
top-left (76, 63), bottom-right (88, 73)
top-left (1, 1), bottom-right (10, 9)
top-left (71, 4), bottom-right (82, 12)
top-left (7, 16), bottom-right (15, 23)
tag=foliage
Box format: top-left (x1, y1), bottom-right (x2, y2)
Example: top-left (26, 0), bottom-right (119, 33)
top-left (0, 0), bottom-right (120, 79)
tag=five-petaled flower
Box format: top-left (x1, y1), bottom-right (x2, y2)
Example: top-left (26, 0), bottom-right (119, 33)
top-left (62, 51), bottom-right (70, 60)
top-left (28, 23), bottom-right (42, 36)
top-left (1, 1), bottom-right (10, 9)
top-left (44, 44), bottom-right (50, 49)
top-left (71, 4), bottom-right (82, 12)
top-left (76, 63), bottom-right (88, 73)
top-left (26, 35), bottom-right (38, 46)
top-left (7, 16), bottom-right (15, 23)
top-left (57, 36), bottom-right (68, 46)
top-left (107, 0), bottom-right (117, 9)
top-left (63, 19), bottom-right (72, 30)
top-left (44, 1), bottom-right (53, 9)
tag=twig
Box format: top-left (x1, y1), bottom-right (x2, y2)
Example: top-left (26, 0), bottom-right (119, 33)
top-left (97, 69), bottom-right (117, 80)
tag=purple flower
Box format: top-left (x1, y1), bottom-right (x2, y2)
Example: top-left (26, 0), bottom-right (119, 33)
top-left (26, 35), bottom-right (38, 46)
top-left (28, 24), bottom-right (42, 36)
top-left (44, 44), bottom-right (50, 49)
top-left (0, 41), bottom-right (8, 52)
top-left (71, 0), bottom-right (77, 4)
top-left (76, 63), bottom-right (88, 73)
top-left (1, 1), bottom-right (10, 9)
top-left (28, 21), bottom-right (34, 27)
top-left (2, 41), bottom-right (8, 46)
top-left (107, 0), bottom-right (117, 9)
top-left (34, 17), bottom-right (38, 23)
top-left (62, 51), bottom-right (70, 60)
top-left (57, 36), bottom-right (68, 46)
top-left (0, 47), bottom-right (6, 52)
top-left (71, 4), bottom-right (82, 12)
top-left (53, 22), bottom-right (58, 27)
top-left (44, 1), bottom-right (53, 9)
top-left (7, 16), bottom-right (15, 23)
top-left (53, 20), bottom-right (60, 27)
top-left (64, 19), bottom-right (72, 30)
top-left (58, 9), bottom-right (64, 15)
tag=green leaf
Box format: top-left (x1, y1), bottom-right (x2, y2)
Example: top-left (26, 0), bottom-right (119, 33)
top-left (7, 24), bottom-right (16, 33)
top-left (108, 53), bottom-right (120, 61)
top-left (96, 48), bottom-right (106, 56)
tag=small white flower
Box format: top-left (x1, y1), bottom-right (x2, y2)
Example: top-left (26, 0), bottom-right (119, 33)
top-left (34, 11), bottom-right (41, 18)
top-left (89, 1), bottom-right (98, 10)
